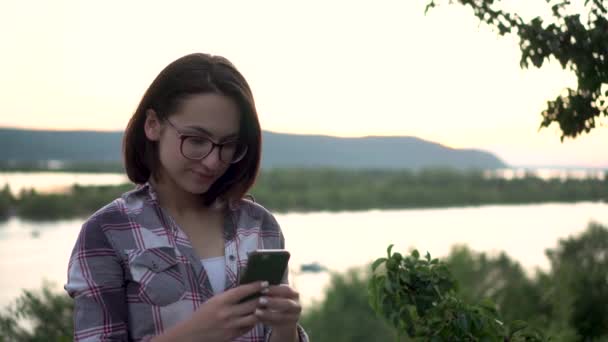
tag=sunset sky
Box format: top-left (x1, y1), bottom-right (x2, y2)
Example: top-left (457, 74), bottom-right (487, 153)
top-left (1, 1), bottom-right (606, 168)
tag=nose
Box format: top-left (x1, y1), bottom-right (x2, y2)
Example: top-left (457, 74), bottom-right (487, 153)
top-left (200, 146), bottom-right (223, 170)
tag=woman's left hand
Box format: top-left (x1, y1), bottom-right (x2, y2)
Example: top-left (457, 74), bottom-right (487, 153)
top-left (255, 284), bottom-right (302, 337)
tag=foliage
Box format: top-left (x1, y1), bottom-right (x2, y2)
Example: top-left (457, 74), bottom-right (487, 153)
top-left (425, 0), bottom-right (608, 140)
top-left (369, 246), bottom-right (548, 341)
top-left (0, 185), bottom-right (14, 221)
top-left (1, 168), bottom-right (606, 220)
top-left (15, 184), bottom-right (132, 221)
top-left (252, 168), bottom-right (608, 212)
top-left (544, 221), bottom-right (608, 339)
top-left (0, 284), bottom-right (73, 342)
top-left (0, 161), bottom-right (124, 173)
top-left (444, 246), bottom-right (550, 328)
top-left (300, 269), bottom-right (401, 342)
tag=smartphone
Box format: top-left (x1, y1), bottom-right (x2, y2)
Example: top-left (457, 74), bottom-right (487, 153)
top-left (238, 249), bottom-right (290, 302)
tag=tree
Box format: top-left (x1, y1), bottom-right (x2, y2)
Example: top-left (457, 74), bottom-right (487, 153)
top-left (301, 268), bottom-right (400, 342)
top-left (0, 284), bottom-right (73, 342)
top-left (444, 246), bottom-right (549, 328)
top-left (0, 185), bottom-right (13, 221)
top-left (544, 221), bottom-right (608, 340)
top-left (368, 247), bottom-right (547, 341)
top-left (425, 0), bottom-right (608, 140)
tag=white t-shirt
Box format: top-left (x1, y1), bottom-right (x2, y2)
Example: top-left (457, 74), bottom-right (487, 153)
top-left (201, 256), bottom-right (226, 294)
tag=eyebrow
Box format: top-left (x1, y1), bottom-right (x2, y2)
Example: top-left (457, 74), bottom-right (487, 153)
top-left (182, 125), bottom-right (239, 141)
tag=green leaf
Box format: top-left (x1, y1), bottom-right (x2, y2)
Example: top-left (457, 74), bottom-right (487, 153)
top-left (509, 320), bottom-right (528, 336)
top-left (456, 313), bottom-right (469, 333)
top-left (430, 335), bottom-right (443, 342)
top-left (411, 249), bottom-right (420, 259)
top-left (384, 279), bottom-right (393, 293)
top-left (433, 285), bottom-right (443, 299)
top-left (399, 272), bottom-right (411, 285)
top-left (387, 244), bottom-right (394, 258)
top-left (478, 298), bottom-right (498, 314)
top-left (371, 257), bottom-right (387, 271)
top-left (393, 252), bottom-right (403, 261)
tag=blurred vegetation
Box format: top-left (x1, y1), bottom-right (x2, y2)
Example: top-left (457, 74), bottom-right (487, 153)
top-left (369, 247), bottom-right (548, 341)
top-left (0, 161), bottom-right (124, 173)
top-left (0, 284), bottom-right (73, 342)
top-left (0, 168), bottom-right (606, 221)
top-left (304, 222), bottom-right (608, 341)
top-left (0, 186), bottom-right (14, 221)
top-left (300, 269), bottom-right (402, 341)
top-left (13, 184), bottom-right (133, 221)
top-left (253, 168), bottom-right (608, 212)
top-left (1, 222), bottom-right (606, 340)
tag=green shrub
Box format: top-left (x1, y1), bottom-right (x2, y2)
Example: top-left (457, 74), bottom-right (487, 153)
top-left (0, 284), bottom-right (73, 342)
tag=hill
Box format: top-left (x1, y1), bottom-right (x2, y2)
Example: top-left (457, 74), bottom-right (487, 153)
top-left (0, 128), bottom-right (507, 169)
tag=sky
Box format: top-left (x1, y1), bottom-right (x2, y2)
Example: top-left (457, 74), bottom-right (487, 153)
top-left (0, 0), bottom-right (606, 168)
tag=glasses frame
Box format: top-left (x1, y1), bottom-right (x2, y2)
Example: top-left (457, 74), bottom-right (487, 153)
top-left (164, 119), bottom-right (247, 164)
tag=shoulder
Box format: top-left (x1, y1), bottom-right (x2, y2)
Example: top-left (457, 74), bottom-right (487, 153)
top-left (75, 199), bottom-right (125, 250)
top-left (77, 185), bottom-right (144, 246)
top-left (232, 198), bottom-right (280, 231)
top-left (230, 199), bottom-right (285, 249)
top-left (86, 184), bottom-right (149, 222)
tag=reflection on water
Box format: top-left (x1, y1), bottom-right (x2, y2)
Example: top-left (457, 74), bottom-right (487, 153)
top-left (483, 168), bottom-right (606, 180)
top-left (1, 202), bottom-right (606, 310)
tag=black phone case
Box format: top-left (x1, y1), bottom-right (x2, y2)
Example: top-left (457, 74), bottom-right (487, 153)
top-left (238, 249), bottom-right (290, 303)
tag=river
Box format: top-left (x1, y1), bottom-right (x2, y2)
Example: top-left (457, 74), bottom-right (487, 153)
top-left (1, 201), bottom-right (606, 310)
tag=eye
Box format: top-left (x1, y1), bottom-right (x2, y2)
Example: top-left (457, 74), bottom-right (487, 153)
top-left (222, 141), bottom-right (238, 149)
top-left (186, 136), bottom-right (209, 146)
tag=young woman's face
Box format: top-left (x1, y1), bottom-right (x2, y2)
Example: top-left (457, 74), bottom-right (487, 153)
top-left (145, 93), bottom-right (242, 195)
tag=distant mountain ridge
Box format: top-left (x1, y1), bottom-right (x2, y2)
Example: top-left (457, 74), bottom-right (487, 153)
top-left (0, 128), bottom-right (507, 169)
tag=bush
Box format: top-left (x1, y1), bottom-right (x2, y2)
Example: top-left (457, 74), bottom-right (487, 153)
top-left (301, 269), bottom-right (401, 342)
top-left (0, 284), bottom-right (73, 342)
top-left (0, 185), bottom-right (14, 221)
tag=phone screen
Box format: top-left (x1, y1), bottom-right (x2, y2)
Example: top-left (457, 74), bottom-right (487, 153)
top-left (239, 249), bottom-right (290, 285)
top-left (238, 249), bottom-right (290, 302)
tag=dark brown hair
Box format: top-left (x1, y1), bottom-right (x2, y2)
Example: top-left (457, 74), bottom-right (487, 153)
top-left (123, 53), bottom-right (261, 205)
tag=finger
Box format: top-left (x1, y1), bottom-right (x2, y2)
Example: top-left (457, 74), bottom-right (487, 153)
top-left (265, 284), bottom-right (299, 300)
top-left (222, 281), bottom-right (269, 304)
top-left (258, 296), bottom-right (301, 315)
top-left (230, 297), bottom-right (260, 317)
top-left (233, 323), bottom-right (260, 341)
top-left (230, 312), bottom-right (260, 330)
top-left (255, 309), bottom-right (300, 325)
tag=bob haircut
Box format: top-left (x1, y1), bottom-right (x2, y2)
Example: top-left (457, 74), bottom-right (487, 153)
top-left (123, 53), bottom-right (261, 206)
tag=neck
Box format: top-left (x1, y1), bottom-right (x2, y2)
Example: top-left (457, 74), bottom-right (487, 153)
top-left (151, 176), bottom-right (208, 217)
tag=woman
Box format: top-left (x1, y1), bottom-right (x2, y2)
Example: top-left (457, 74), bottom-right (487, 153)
top-left (65, 53), bottom-right (308, 342)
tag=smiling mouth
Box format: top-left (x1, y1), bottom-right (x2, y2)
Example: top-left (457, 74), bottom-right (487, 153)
top-left (192, 169), bottom-right (216, 178)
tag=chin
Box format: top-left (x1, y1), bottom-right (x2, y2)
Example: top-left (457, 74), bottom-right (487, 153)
top-left (182, 178), bottom-right (215, 195)
top-left (184, 183), bottom-right (211, 195)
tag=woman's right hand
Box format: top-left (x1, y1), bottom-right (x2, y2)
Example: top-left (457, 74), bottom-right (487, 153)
top-left (153, 281), bottom-right (269, 342)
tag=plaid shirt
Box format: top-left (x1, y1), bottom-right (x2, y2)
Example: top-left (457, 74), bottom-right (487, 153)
top-left (65, 183), bottom-right (309, 342)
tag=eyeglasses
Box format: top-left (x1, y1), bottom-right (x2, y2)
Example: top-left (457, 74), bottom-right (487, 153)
top-left (164, 119), bottom-right (248, 164)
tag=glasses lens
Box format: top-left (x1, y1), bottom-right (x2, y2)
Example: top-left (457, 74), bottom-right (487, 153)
top-left (221, 142), bottom-right (248, 164)
top-left (182, 136), bottom-right (213, 159)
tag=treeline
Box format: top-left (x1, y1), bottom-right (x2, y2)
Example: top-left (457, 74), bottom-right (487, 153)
top-left (254, 168), bottom-right (607, 211)
top-left (0, 184), bottom-right (133, 221)
top-left (0, 161), bottom-right (125, 173)
top-left (2, 222), bottom-right (606, 341)
top-left (0, 168), bottom-right (606, 220)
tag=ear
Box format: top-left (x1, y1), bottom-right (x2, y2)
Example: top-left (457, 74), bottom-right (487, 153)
top-left (144, 109), bottom-right (162, 141)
